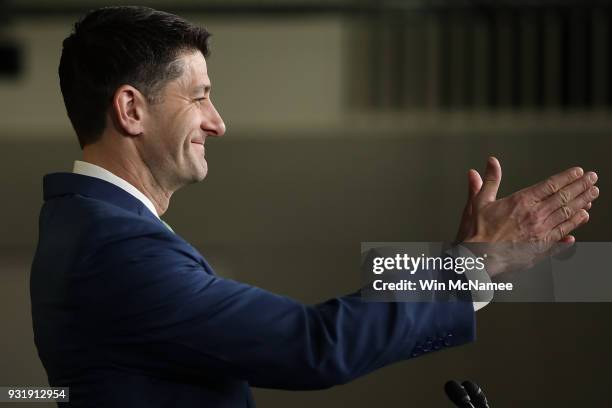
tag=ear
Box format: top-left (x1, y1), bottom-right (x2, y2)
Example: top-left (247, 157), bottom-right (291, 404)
top-left (110, 85), bottom-right (147, 136)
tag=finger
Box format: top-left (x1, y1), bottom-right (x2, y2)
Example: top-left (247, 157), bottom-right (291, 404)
top-left (476, 156), bottom-right (502, 205)
top-left (543, 186), bottom-right (599, 231)
top-left (528, 167), bottom-right (585, 202)
top-left (467, 169), bottom-right (483, 198)
top-left (548, 209), bottom-right (590, 243)
top-left (538, 172), bottom-right (598, 217)
top-left (559, 234), bottom-right (575, 244)
top-left (459, 171), bottom-right (479, 233)
top-left (548, 235), bottom-right (576, 260)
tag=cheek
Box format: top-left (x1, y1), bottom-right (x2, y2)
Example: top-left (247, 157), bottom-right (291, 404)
top-left (149, 108), bottom-right (200, 155)
top-left (162, 124), bottom-right (189, 151)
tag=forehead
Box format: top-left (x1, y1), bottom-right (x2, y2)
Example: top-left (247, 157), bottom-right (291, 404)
top-left (173, 50), bottom-right (209, 90)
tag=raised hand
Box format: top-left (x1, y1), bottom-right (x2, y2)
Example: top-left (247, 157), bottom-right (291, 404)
top-left (457, 157), bottom-right (599, 276)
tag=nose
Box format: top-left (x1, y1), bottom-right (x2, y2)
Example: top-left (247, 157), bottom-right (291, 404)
top-left (203, 100), bottom-right (226, 137)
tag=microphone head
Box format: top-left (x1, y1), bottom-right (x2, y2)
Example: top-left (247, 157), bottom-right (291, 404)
top-left (444, 380), bottom-right (472, 406)
top-left (461, 380), bottom-right (482, 397)
top-left (462, 380), bottom-right (489, 407)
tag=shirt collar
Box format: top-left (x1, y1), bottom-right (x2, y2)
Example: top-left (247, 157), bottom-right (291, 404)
top-left (72, 160), bottom-right (160, 219)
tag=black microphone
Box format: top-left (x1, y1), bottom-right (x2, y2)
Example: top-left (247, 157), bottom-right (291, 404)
top-left (461, 380), bottom-right (490, 408)
top-left (444, 380), bottom-right (475, 408)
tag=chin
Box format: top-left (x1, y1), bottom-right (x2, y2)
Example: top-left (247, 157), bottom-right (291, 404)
top-left (195, 165), bottom-right (208, 181)
top-left (188, 158), bottom-right (208, 182)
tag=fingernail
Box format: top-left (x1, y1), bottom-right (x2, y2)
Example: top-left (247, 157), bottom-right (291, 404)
top-left (575, 168), bottom-right (584, 177)
top-left (591, 186), bottom-right (599, 197)
top-left (589, 172), bottom-right (598, 183)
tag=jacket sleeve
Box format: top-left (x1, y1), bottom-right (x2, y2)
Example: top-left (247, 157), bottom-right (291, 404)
top-left (75, 228), bottom-right (475, 390)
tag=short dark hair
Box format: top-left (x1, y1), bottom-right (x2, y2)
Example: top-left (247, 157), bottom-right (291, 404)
top-left (59, 6), bottom-right (211, 148)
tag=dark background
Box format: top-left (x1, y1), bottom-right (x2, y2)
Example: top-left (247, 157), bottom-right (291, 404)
top-left (1, 1), bottom-right (611, 406)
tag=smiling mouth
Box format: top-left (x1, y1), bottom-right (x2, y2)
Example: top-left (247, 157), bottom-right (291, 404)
top-left (191, 141), bottom-right (205, 150)
top-left (191, 141), bottom-right (205, 155)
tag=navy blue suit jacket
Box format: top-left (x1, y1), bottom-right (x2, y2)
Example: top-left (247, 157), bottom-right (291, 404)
top-left (31, 173), bottom-right (476, 407)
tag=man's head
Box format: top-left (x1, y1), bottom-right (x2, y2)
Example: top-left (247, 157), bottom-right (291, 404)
top-left (59, 6), bottom-right (225, 188)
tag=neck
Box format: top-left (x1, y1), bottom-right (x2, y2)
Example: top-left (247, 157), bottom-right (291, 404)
top-left (81, 138), bottom-right (172, 217)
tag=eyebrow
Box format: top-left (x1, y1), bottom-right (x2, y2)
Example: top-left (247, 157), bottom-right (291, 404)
top-left (194, 84), bottom-right (212, 94)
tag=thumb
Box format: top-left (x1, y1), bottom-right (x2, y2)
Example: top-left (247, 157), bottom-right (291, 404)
top-left (467, 169), bottom-right (483, 198)
top-left (477, 156), bottom-right (502, 204)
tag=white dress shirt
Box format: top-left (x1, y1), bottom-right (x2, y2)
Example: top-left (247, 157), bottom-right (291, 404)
top-left (453, 245), bottom-right (493, 312)
top-left (72, 160), bottom-right (160, 219)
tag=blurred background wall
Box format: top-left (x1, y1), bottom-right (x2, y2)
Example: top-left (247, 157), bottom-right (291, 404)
top-left (1, 0), bottom-right (611, 406)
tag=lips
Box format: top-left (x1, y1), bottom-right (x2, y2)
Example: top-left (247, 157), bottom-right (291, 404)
top-left (191, 140), bottom-right (205, 156)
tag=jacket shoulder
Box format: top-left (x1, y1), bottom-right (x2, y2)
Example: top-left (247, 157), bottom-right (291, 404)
top-left (34, 194), bottom-right (178, 276)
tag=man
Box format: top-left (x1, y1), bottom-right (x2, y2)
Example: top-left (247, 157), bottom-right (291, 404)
top-left (30, 6), bottom-right (599, 407)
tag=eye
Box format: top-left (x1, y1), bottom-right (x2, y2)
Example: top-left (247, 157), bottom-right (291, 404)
top-left (194, 97), bottom-right (207, 104)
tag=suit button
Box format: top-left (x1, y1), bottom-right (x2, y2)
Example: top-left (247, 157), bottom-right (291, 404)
top-left (444, 333), bottom-right (454, 346)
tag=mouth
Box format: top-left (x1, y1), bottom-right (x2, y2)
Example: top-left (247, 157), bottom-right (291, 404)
top-left (191, 140), bottom-right (205, 155)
